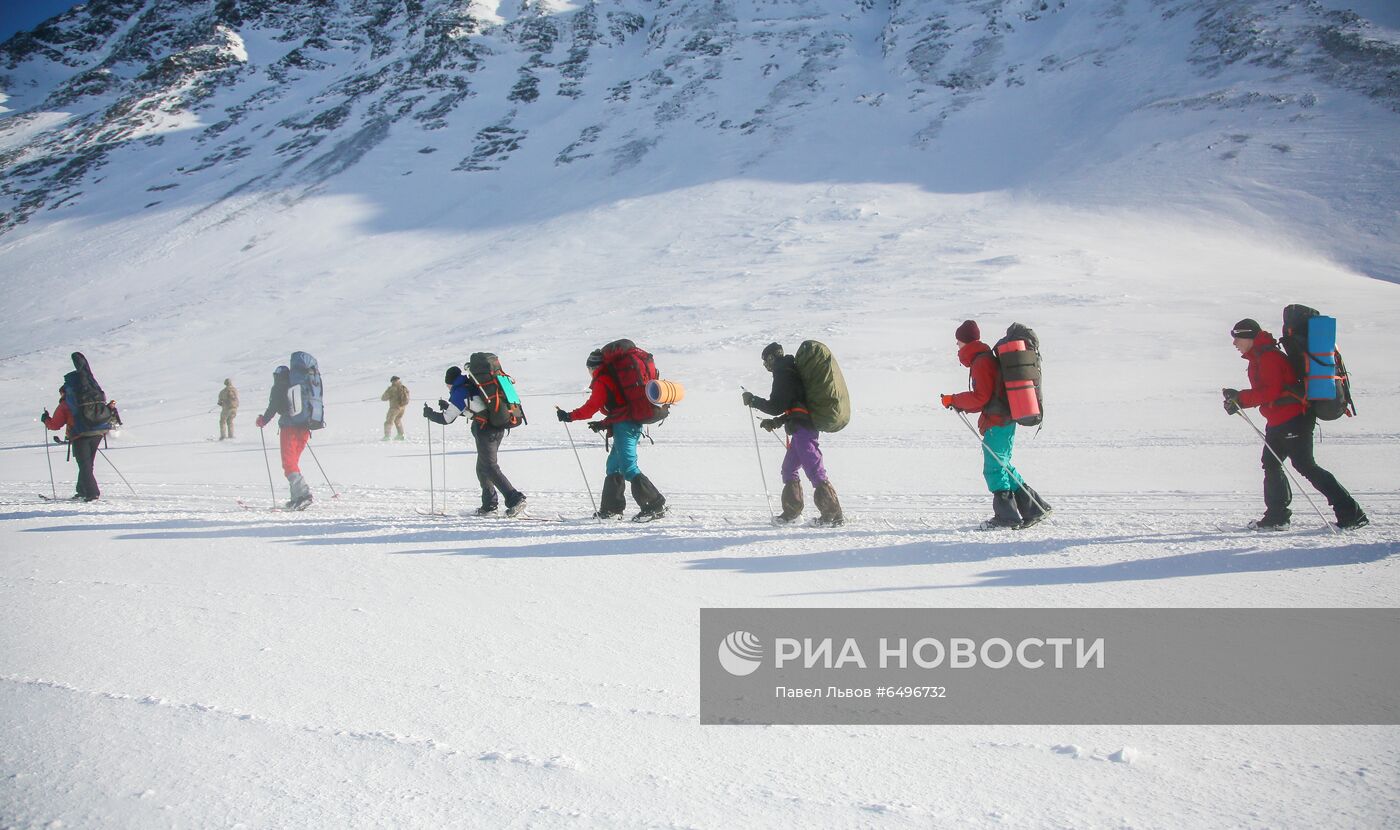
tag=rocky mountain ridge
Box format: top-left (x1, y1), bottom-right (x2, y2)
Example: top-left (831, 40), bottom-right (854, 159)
top-left (1, 0), bottom-right (1397, 277)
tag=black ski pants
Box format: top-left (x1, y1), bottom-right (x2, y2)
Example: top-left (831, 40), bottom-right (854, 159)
top-left (1261, 414), bottom-right (1360, 522)
top-left (71, 434), bottom-right (102, 500)
top-left (472, 422), bottom-right (522, 509)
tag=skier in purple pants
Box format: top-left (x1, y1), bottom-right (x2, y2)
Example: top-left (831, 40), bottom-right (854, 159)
top-left (781, 426), bottom-right (827, 485)
top-left (742, 342), bottom-right (844, 526)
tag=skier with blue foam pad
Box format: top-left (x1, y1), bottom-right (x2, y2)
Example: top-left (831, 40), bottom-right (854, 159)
top-left (1305, 315), bottom-right (1337, 401)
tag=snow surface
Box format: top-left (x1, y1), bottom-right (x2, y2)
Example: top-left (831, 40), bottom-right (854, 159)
top-left (2, 1), bottom-right (1399, 827)
top-left (3, 182), bottom-right (1398, 829)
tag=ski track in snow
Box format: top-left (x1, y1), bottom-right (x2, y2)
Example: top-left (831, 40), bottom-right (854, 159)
top-left (2, 469), bottom-right (1398, 829)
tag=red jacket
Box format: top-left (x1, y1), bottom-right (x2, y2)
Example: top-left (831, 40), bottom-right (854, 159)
top-left (950, 341), bottom-right (1009, 434)
top-left (1237, 332), bottom-right (1307, 426)
top-left (567, 370), bottom-right (624, 424)
top-left (43, 398), bottom-right (73, 438)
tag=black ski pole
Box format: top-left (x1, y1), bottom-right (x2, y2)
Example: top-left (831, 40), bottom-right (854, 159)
top-left (42, 424), bottom-right (56, 499)
top-left (426, 416), bottom-right (437, 515)
top-left (305, 441), bottom-right (339, 499)
top-left (953, 409), bottom-right (1052, 516)
top-left (740, 386), bottom-right (775, 523)
top-left (561, 417), bottom-right (599, 521)
top-left (98, 448), bottom-right (136, 495)
top-left (259, 426), bottom-right (277, 508)
top-left (1233, 409), bottom-right (1337, 535)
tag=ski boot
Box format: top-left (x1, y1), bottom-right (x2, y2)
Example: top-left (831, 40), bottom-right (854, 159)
top-left (1335, 505), bottom-right (1369, 531)
top-left (631, 474), bottom-right (667, 522)
top-left (774, 480), bottom-right (804, 525)
top-left (812, 481), bottom-right (844, 527)
top-left (505, 495), bottom-right (528, 518)
top-left (474, 503), bottom-right (499, 516)
top-left (1247, 513), bottom-right (1290, 531)
top-left (979, 491), bottom-right (1022, 530)
top-left (285, 473), bottom-right (313, 511)
top-left (1336, 513), bottom-right (1369, 531)
top-left (595, 473), bottom-right (627, 520)
top-left (1013, 485), bottom-right (1052, 529)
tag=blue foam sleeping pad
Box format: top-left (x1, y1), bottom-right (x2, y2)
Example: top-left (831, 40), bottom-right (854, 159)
top-left (1307, 316), bottom-right (1337, 400)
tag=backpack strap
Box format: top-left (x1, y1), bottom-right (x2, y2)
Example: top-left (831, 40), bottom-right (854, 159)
top-left (1337, 351), bottom-right (1357, 417)
top-left (465, 372), bottom-right (494, 427)
top-left (970, 352), bottom-right (1009, 414)
top-left (1265, 343), bottom-right (1309, 408)
top-left (600, 370), bottom-right (626, 415)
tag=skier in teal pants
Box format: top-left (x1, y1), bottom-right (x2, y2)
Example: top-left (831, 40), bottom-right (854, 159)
top-left (940, 320), bottom-right (1051, 530)
top-left (557, 349), bottom-right (667, 521)
top-left (980, 422), bottom-right (1023, 493)
top-left (606, 421), bottom-right (644, 479)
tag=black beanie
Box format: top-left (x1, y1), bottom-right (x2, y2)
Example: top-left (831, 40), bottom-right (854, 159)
top-left (761, 342), bottom-right (784, 360)
top-left (586, 349), bottom-right (604, 370)
top-left (1231, 319), bottom-right (1262, 339)
top-left (444, 365), bottom-right (462, 384)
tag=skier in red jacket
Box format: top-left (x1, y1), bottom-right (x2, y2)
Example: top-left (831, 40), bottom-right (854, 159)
top-left (1223, 318), bottom-right (1367, 530)
top-left (940, 320), bottom-right (1050, 530)
top-left (556, 348), bottom-right (666, 521)
top-left (41, 391), bottom-right (102, 501)
top-left (42, 353), bottom-right (117, 502)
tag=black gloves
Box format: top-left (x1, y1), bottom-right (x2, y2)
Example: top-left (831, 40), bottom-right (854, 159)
top-left (759, 418), bottom-right (779, 432)
top-left (423, 403), bottom-right (446, 424)
top-left (556, 408), bottom-right (571, 423)
top-left (741, 391), bottom-right (754, 407)
top-left (1222, 388), bottom-right (1241, 415)
top-left (41, 410), bottom-right (50, 421)
top-left (587, 421), bottom-right (608, 433)
top-left (437, 399), bottom-right (449, 411)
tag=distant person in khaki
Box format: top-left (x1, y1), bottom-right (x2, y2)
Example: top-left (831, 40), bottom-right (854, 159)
top-left (381, 375), bottom-right (410, 440)
top-left (218, 378), bottom-right (238, 440)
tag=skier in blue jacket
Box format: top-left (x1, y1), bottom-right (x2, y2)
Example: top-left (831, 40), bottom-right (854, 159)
top-left (425, 365), bottom-right (527, 516)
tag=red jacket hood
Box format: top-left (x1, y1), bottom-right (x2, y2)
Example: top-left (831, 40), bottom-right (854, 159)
top-left (1243, 331), bottom-right (1278, 358)
top-left (958, 340), bottom-right (991, 368)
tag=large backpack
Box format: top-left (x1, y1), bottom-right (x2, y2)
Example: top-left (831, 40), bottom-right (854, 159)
top-left (285, 351), bottom-right (325, 430)
top-left (1280, 304), bottom-right (1354, 420)
top-left (467, 352), bottom-right (526, 429)
top-left (65, 352), bottom-right (118, 434)
top-left (600, 339), bottom-right (669, 425)
top-left (994, 324), bottom-right (1043, 427)
top-left (793, 340), bottom-right (850, 433)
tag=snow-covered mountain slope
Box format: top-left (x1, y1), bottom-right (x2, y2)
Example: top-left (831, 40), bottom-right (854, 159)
top-left (1, 0), bottom-right (1398, 279)
top-left (0, 0), bottom-right (1396, 439)
top-left (1, 2), bottom-right (1398, 828)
